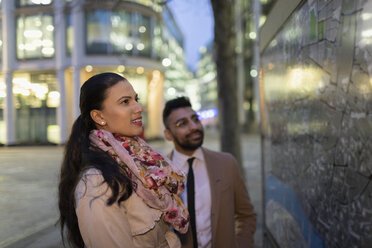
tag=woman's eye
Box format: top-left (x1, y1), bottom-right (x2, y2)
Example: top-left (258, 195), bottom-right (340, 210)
top-left (135, 97), bottom-right (140, 102)
top-left (121, 99), bottom-right (129, 104)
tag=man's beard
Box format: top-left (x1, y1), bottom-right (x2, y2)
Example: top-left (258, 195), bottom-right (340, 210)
top-left (174, 130), bottom-right (204, 151)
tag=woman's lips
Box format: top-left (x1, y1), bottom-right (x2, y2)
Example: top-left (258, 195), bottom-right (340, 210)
top-left (132, 118), bottom-right (142, 126)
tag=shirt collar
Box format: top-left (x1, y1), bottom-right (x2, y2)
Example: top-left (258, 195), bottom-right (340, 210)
top-left (172, 147), bottom-right (204, 170)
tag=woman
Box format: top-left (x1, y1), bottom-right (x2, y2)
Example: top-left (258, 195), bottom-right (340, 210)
top-left (58, 72), bottom-right (189, 248)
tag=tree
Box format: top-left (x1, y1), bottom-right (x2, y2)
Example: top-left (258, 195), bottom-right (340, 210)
top-left (210, 0), bottom-right (242, 167)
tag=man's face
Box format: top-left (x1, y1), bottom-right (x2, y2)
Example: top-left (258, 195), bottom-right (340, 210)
top-left (164, 107), bottom-right (204, 155)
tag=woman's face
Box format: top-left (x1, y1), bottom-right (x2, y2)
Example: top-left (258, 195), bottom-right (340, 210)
top-left (92, 80), bottom-right (143, 137)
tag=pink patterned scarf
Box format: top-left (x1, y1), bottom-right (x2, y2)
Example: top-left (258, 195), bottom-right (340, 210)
top-left (89, 129), bottom-right (190, 233)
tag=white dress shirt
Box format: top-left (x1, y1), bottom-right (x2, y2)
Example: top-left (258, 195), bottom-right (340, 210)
top-left (172, 148), bottom-right (212, 248)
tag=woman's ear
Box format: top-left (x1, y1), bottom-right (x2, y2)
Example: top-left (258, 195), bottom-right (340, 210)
top-left (90, 110), bottom-right (106, 126)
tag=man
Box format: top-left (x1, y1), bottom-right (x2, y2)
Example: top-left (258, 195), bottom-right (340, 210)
top-left (163, 97), bottom-right (257, 248)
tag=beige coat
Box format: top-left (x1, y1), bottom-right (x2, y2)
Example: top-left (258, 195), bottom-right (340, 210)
top-left (75, 169), bottom-right (181, 248)
top-left (169, 148), bottom-right (257, 248)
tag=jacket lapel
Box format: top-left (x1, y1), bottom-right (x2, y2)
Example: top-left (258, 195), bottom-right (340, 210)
top-left (202, 148), bottom-right (221, 246)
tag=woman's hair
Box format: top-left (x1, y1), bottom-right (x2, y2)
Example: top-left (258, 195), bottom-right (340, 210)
top-left (58, 72), bottom-right (133, 248)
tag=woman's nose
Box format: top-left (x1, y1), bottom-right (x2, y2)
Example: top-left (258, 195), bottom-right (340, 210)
top-left (134, 101), bottom-right (143, 113)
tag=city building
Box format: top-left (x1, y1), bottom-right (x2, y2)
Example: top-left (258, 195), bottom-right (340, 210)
top-left (0, 0), bottom-right (189, 145)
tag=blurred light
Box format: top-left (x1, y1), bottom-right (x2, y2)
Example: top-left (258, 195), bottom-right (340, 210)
top-left (125, 43), bottom-right (133, 50)
top-left (139, 26), bottom-right (147, 33)
top-left (117, 65), bottom-right (125, 72)
top-left (0, 40), bottom-right (2, 46)
top-left (24, 30), bottom-right (42, 38)
top-left (33, 39), bottom-right (42, 47)
top-left (162, 58), bottom-right (172, 67)
top-left (154, 27), bottom-right (161, 35)
top-left (137, 43), bottom-right (145, 51)
top-left (244, 101), bottom-right (251, 110)
top-left (0, 92), bottom-right (5, 98)
top-left (199, 46), bottom-right (207, 54)
top-left (25, 44), bottom-right (36, 51)
top-left (197, 108), bottom-right (218, 120)
top-left (362, 29), bottom-right (372, 37)
top-left (41, 47), bottom-right (54, 55)
top-left (46, 25), bottom-right (54, 31)
top-left (42, 39), bottom-right (53, 47)
top-left (249, 32), bottom-right (257, 39)
top-left (362, 13), bottom-right (372, 20)
top-left (269, 39), bottom-right (277, 47)
top-left (136, 67), bottom-right (144, 74)
top-left (259, 16), bottom-right (266, 27)
top-left (250, 69), bottom-right (258, 78)
top-left (35, 19), bottom-right (42, 26)
top-left (47, 91), bottom-right (60, 107)
top-left (167, 87), bottom-right (176, 96)
top-left (33, 84), bottom-right (48, 99)
top-left (85, 65), bottom-right (93, 72)
top-left (289, 68), bottom-right (303, 88)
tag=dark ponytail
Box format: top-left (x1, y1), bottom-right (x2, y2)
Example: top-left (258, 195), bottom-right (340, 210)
top-left (58, 73), bottom-right (133, 248)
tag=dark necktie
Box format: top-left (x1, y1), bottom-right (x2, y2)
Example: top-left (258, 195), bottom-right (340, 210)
top-left (187, 157), bottom-right (198, 248)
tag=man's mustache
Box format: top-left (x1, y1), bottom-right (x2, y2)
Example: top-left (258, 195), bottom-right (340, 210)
top-left (186, 130), bottom-right (203, 138)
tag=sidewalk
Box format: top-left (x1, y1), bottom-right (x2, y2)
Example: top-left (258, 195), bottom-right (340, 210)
top-left (0, 132), bottom-right (262, 248)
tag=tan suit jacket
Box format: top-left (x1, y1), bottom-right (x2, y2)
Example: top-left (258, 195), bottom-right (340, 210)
top-left (170, 148), bottom-right (257, 248)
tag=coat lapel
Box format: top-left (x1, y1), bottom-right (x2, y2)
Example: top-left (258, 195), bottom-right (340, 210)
top-left (202, 148), bottom-right (222, 246)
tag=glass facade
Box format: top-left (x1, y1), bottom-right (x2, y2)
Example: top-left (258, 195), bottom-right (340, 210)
top-left (86, 10), bottom-right (152, 58)
top-left (0, 1), bottom-right (187, 144)
top-left (13, 72), bottom-right (58, 144)
top-left (16, 14), bottom-right (55, 59)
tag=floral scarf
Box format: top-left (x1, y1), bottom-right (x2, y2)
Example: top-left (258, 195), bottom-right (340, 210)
top-left (89, 129), bottom-right (190, 233)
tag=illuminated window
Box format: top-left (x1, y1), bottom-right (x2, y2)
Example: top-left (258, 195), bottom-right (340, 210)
top-left (13, 72), bottom-right (58, 144)
top-left (153, 20), bottom-right (163, 59)
top-left (86, 10), bottom-right (133, 55)
top-left (66, 13), bottom-right (73, 55)
top-left (86, 10), bottom-right (154, 57)
top-left (136, 14), bottom-right (151, 57)
top-left (16, 0), bottom-right (52, 7)
top-left (17, 14), bottom-right (55, 59)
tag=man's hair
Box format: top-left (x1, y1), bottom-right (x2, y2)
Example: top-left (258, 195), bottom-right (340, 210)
top-left (163, 96), bottom-right (192, 128)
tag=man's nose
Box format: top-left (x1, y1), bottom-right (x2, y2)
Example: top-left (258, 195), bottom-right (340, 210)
top-left (189, 119), bottom-right (199, 130)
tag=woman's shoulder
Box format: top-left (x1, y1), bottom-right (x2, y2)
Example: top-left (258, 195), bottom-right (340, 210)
top-left (75, 168), bottom-right (107, 207)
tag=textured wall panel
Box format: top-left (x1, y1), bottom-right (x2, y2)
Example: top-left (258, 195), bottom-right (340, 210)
top-left (261, 0), bottom-right (372, 247)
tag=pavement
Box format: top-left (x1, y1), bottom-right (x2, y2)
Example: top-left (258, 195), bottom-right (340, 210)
top-left (0, 131), bottom-right (262, 248)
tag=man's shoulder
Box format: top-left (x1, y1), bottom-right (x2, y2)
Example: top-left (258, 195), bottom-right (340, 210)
top-left (202, 147), bottom-right (237, 163)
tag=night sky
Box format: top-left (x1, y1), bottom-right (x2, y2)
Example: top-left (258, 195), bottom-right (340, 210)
top-left (167, 0), bottom-right (214, 72)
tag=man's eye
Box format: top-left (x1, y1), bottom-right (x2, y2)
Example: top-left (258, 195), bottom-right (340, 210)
top-left (121, 99), bottom-right (129, 104)
top-left (175, 121), bottom-right (186, 127)
top-left (192, 116), bottom-right (200, 122)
